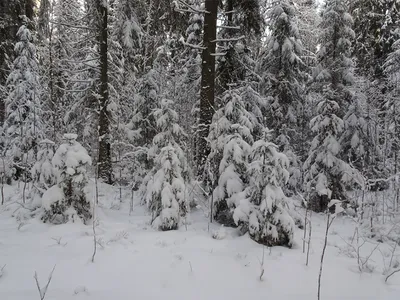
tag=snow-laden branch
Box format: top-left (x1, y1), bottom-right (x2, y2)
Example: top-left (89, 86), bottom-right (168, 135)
top-left (183, 42), bottom-right (206, 50)
top-left (174, 0), bottom-right (209, 14)
top-left (217, 25), bottom-right (241, 30)
top-left (49, 20), bottom-right (95, 31)
top-left (211, 36), bottom-right (246, 43)
top-left (56, 86), bottom-right (92, 93)
top-left (220, 10), bottom-right (236, 15)
top-left (210, 52), bottom-right (227, 56)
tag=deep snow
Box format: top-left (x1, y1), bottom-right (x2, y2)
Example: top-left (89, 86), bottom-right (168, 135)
top-left (0, 182), bottom-right (399, 300)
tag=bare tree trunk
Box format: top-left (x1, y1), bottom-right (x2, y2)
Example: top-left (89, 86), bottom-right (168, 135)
top-left (318, 212), bottom-right (335, 300)
top-left (1, 158), bottom-right (4, 205)
top-left (393, 95), bottom-right (399, 211)
top-left (97, 0), bottom-right (112, 184)
top-left (197, 0), bottom-right (218, 177)
top-left (303, 204), bottom-right (308, 253)
top-left (306, 210), bottom-right (312, 266)
top-left (92, 173), bottom-right (98, 263)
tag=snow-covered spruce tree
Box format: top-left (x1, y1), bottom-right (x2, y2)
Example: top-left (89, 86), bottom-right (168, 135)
top-left (143, 99), bottom-right (190, 230)
top-left (127, 38), bottom-right (187, 190)
top-left (206, 87), bottom-right (263, 226)
top-left (30, 139), bottom-right (56, 206)
top-left (37, 0), bottom-right (51, 41)
top-left (258, 0), bottom-right (307, 193)
top-left (0, 0), bottom-right (34, 125)
top-left (340, 85), bottom-right (369, 174)
top-left (109, 0), bottom-right (142, 122)
top-left (216, 0), bottom-right (263, 94)
top-left (111, 0), bottom-right (141, 63)
top-left (234, 129), bottom-right (295, 247)
top-left (42, 134), bottom-right (92, 224)
top-left (45, 0), bottom-right (86, 143)
top-left (212, 131), bottom-right (251, 227)
top-left (303, 89), bottom-right (355, 212)
top-left (383, 35), bottom-right (400, 180)
top-left (293, 0), bottom-right (319, 68)
top-left (126, 66), bottom-right (160, 190)
top-left (149, 33), bottom-right (191, 162)
top-left (3, 23), bottom-right (44, 181)
top-left (349, 0), bottom-right (399, 188)
top-left (351, 0), bottom-right (400, 79)
top-left (313, 0), bottom-right (355, 115)
top-left (304, 0), bottom-right (358, 212)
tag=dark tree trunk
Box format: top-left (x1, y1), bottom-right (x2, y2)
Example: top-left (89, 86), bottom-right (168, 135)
top-left (25, 0), bottom-right (35, 21)
top-left (197, 0), bottom-right (218, 176)
top-left (37, 0), bottom-right (51, 40)
top-left (97, 0), bottom-right (112, 184)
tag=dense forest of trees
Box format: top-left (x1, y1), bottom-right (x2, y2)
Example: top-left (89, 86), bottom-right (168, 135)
top-left (0, 0), bottom-right (399, 247)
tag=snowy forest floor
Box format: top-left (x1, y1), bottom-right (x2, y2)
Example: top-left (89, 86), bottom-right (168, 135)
top-left (1, 181), bottom-right (400, 300)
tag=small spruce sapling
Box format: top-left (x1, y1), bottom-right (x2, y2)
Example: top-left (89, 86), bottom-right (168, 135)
top-left (143, 99), bottom-right (190, 230)
top-left (30, 139), bottom-right (56, 207)
top-left (213, 131), bottom-right (251, 227)
top-left (126, 68), bottom-right (161, 192)
top-left (304, 90), bottom-right (356, 212)
top-left (42, 134), bottom-right (92, 224)
top-left (234, 129), bottom-right (295, 247)
top-left (206, 87), bottom-right (260, 226)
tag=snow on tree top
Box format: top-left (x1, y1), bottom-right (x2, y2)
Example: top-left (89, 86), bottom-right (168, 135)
top-left (52, 136), bottom-right (92, 175)
top-left (63, 133), bottom-right (78, 141)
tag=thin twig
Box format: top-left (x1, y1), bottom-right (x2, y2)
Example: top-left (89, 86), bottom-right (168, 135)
top-left (189, 261), bottom-right (193, 273)
top-left (385, 268), bottom-right (400, 283)
top-left (0, 264), bottom-right (6, 277)
top-left (34, 265), bottom-right (56, 300)
top-left (318, 213), bottom-right (335, 300)
top-left (306, 211), bottom-right (312, 266)
top-left (258, 246), bottom-right (265, 281)
top-left (91, 178), bottom-right (98, 263)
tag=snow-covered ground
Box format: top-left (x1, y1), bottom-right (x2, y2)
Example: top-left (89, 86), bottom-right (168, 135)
top-left (0, 182), bottom-right (399, 300)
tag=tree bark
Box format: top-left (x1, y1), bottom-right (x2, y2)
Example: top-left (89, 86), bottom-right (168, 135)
top-left (97, 0), bottom-right (112, 183)
top-left (197, 0), bottom-right (218, 176)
